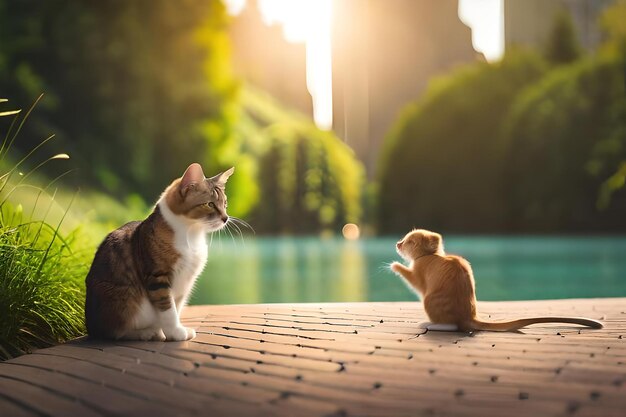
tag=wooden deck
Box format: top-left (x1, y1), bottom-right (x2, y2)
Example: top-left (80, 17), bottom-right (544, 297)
top-left (0, 298), bottom-right (624, 417)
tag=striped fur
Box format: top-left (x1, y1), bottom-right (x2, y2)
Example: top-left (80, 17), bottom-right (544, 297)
top-left (85, 163), bottom-right (234, 341)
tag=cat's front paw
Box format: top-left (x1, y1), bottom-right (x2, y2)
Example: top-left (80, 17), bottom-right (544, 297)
top-left (186, 327), bottom-right (196, 340)
top-left (152, 329), bottom-right (166, 342)
top-left (163, 325), bottom-right (194, 341)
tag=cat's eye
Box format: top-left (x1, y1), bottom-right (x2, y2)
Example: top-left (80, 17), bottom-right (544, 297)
top-left (208, 202), bottom-right (216, 209)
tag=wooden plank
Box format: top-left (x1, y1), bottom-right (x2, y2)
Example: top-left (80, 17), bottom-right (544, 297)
top-left (0, 378), bottom-right (62, 417)
top-left (0, 370), bottom-right (103, 417)
top-left (0, 395), bottom-right (38, 417)
top-left (0, 298), bottom-right (624, 416)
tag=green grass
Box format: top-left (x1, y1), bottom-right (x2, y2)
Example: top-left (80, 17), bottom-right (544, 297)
top-left (0, 202), bottom-right (89, 359)
top-left (0, 96), bottom-right (94, 360)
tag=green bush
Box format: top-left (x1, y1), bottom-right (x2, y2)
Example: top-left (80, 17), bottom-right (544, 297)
top-left (377, 51), bottom-right (547, 234)
top-left (377, 2), bottom-right (626, 235)
top-left (241, 88), bottom-right (364, 234)
top-left (502, 56), bottom-right (626, 232)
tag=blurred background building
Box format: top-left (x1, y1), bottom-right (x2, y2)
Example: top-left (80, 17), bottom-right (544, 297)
top-left (229, 1), bottom-right (313, 115)
top-left (228, 0), bottom-right (618, 178)
top-left (331, 0), bottom-right (478, 176)
top-left (229, 0), bottom-right (479, 176)
top-left (504, 0), bottom-right (614, 52)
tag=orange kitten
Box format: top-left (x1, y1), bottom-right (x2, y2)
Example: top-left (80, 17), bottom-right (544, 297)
top-left (391, 229), bottom-right (603, 332)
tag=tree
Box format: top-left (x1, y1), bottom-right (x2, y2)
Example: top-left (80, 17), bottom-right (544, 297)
top-left (502, 56), bottom-right (626, 232)
top-left (377, 52), bottom-right (547, 234)
top-left (599, 0), bottom-right (626, 58)
top-left (0, 0), bottom-right (237, 201)
top-left (242, 88), bottom-right (365, 234)
top-left (596, 0), bottom-right (626, 208)
top-left (544, 10), bottom-right (582, 65)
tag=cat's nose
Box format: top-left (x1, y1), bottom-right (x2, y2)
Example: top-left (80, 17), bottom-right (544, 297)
top-left (396, 241), bottom-right (402, 249)
top-left (221, 215), bottom-right (228, 223)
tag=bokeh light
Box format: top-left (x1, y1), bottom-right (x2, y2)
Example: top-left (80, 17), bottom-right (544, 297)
top-left (342, 223), bottom-right (360, 240)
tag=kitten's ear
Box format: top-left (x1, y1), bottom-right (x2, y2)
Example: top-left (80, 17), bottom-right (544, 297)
top-left (180, 163), bottom-right (205, 197)
top-left (209, 167), bottom-right (234, 187)
top-left (424, 232), bottom-right (443, 254)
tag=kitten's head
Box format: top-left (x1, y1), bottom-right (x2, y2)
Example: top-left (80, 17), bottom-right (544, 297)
top-left (396, 229), bottom-right (444, 261)
top-left (164, 163), bottom-right (234, 231)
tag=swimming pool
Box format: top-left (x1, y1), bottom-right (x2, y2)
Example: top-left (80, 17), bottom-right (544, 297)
top-left (189, 236), bottom-right (626, 305)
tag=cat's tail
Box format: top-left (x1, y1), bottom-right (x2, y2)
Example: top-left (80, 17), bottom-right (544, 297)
top-left (467, 316), bottom-right (603, 332)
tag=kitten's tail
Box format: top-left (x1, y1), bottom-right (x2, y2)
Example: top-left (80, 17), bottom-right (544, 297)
top-left (467, 316), bottom-right (603, 331)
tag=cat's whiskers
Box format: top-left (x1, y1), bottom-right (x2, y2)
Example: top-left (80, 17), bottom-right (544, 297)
top-left (233, 221), bottom-right (246, 246)
top-left (229, 216), bottom-right (255, 234)
top-left (226, 218), bottom-right (246, 246)
top-left (227, 219), bottom-right (239, 235)
top-left (224, 222), bottom-right (237, 246)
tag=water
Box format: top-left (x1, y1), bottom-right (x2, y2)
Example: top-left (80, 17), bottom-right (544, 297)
top-left (189, 236), bottom-right (626, 305)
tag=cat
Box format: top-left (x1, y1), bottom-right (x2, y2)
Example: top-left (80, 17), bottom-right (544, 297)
top-left (85, 163), bottom-right (233, 341)
top-left (391, 229), bottom-right (603, 332)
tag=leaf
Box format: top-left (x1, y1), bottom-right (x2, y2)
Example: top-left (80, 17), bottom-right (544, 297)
top-left (0, 110), bottom-right (21, 117)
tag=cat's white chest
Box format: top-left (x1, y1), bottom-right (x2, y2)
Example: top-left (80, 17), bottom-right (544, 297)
top-left (170, 226), bottom-right (208, 303)
top-left (158, 200), bottom-right (209, 309)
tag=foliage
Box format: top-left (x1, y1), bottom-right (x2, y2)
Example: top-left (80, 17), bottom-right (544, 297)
top-left (596, 0), bottom-right (626, 206)
top-left (0, 99), bottom-right (88, 360)
top-left (377, 51), bottom-right (547, 234)
top-left (0, 203), bottom-right (89, 360)
top-left (0, 0), bottom-right (237, 201)
top-left (503, 56), bottom-right (626, 232)
top-left (241, 88), bottom-right (365, 234)
top-left (377, 0), bottom-right (626, 235)
top-left (499, 2), bottom-right (626, 232)
top-left (599, 0), bottom-right (626, 58)
top-left (544, 10), bottom-right (581, 65)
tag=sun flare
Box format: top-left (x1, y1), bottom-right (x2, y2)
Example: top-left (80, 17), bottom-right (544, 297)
top-left (226, 0), bottom-right (505, 129)
top-left (225, 0), bottom-right (333, 130)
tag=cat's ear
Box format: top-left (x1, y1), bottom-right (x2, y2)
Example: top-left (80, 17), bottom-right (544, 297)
top-left (180, 163), bottom-right (205, 197)
top-left (209, 167), bottom-right (234, 187)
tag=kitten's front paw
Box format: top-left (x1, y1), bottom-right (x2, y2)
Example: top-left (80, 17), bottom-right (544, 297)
top-left (391, 262), bottom-right (403, 273)
top-left (418, 321), bottom-right (459, 332)
top-left (163, 325), bottom-right (193, 341)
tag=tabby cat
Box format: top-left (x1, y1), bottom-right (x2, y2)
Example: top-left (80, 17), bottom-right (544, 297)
top-left (85, 163), bottom-right (233, 341)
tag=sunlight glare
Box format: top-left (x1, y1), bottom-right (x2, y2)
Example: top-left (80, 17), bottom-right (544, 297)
top-left (225, 0), bottom-right (246, 15)
top-left (225, 0), bottom-right (333, 130)
top-left (458, 0), bottom-right (504, 62)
